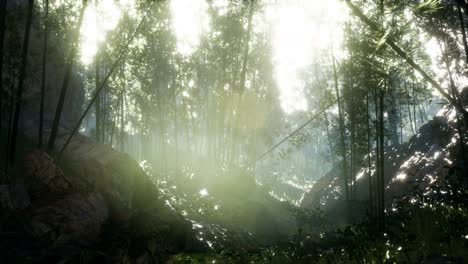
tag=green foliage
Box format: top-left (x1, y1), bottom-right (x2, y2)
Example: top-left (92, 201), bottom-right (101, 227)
top-left (302, 182), bottom-right (468, 263)
top-left (415, 0), bottom-right (443, 15)
top-left (158, 183), bottom-right (468, 263)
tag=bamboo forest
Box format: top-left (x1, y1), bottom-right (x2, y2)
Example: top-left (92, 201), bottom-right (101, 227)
top-left (1, 0), bottom-right (468, 263)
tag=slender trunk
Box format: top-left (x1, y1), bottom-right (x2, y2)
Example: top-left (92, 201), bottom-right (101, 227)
top-left (156, 80), bottom-right (165, 174)
top-left (387, 86), bottom-right (399, 145)
top-left (4, 77), bottom-right (14, 174)
top-left (94, 0), bottom-right (101, 143)
top-left (109, 92), bottom-right (122, 147)
top-left (405, 83), bottom-right (415, 134)
top-left (443, 38), bottom-right (461, 102)
top-left (332, 53), bottom-right (349, 202)
top-left (202, 65), bottom-right (208, 157)
top-left (412, 84), bottom-right (417, 130)
top-left (366, 94), bottom-right (373, 218)
top-left (172, 65), bottom-right (178, 170)
top-left (102, 81), bottom-right (107, 143)
top-left (324, 112), bottom-right (335, 164)
top-left (122, 91), bottom-right (129, 152)
top-left (418, 103), bottom-right (425, 124)
top-left (238, 0), bottom-right (254, 95)
top-left (183, 102), bottom-right (190, 162)
top-left (399, 100), bottom-right (403, 143)
top-left (0, 0), bottom-right (7, 134)
top-left (38, 0), bottom-right (48, 148)
top-left (95, 54), bottom-right (101, 142)
top-left (374, 86), bottom-right (380, 225)
top-left (109, 115), bottom-right (116, 147)
top-left (47, 0), bottom-right (87, 152)
top-left (119, 90), bottom-right (124, 151)
top-left (139, 126), bottom-right (143, 161)
top-left (8, 0), bottom-right (34, 164)
top-left (378, 85), bottom-right (385, 230)
top-left (350, 117), bottom-right (356, 200)
top-left (457, 1), bottom-right (468, 64)
top-left (456, 111), bottom-right (467, 178)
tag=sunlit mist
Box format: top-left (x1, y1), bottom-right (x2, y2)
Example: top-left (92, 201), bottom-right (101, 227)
top-left (80, 0), bottom-right (135, 65)
top-left (265, 0), bottom-right (347, 114)
top-left (170, 0), bottom-right (210, 56)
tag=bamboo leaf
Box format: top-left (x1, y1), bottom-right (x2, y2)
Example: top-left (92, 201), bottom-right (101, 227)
top-left (415, 0), bottom-right (442, 15)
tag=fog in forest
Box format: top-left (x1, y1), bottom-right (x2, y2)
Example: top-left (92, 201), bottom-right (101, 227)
top-left (0, 0), bottom-right (467, 263)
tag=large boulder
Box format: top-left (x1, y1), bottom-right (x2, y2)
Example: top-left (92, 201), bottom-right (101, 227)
top-left (0, 141), bottom-right (202, 261)
top-left (19, 150), bottom-right (110, 244)
top-left (23, 150), bottom-right (72, 199)
top-left (29, 192), bottom-right (108, 244)
top-left (57, 133), bottom-right (157, 220)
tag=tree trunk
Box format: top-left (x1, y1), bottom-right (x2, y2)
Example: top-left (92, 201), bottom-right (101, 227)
top-left (119, 90), bottom-right (124, 152)
top-left (8, 0), bottom-right (34, 164)
top-left (366, 94), bottom-right (373, 218)
top-left (4, 77), bottom-right (14, 174)
top-left (399, 100), bottom-right (403, 143)
top-left (418, 103), bottom-right (426, 124)
top-left (94, 0), bottom-right (101, 143)
top-left (156, 79), bottom-right (165, 174)
top-left (172, 63), bottom-right (178, 170)
top-left (457, 1), bottom-right (468, 64)
top-left (378, 85), bottom-right (385, 230)
top-left (47, 0), bottom-right (88, 152)
top-left (387, 85), bottom-right (399, 145)
top-left (95, 54), bottom-right (101, 143)
top-left (412, 84), bottom-right (417, 130)
top-left (374, 86), bottom-right (380, 226)
top-left (405, 83), bottom-right (415, 135)
top-left (350, 116), bottom-right (356, 200)
top-left (109, 91), bottom-right (122, 147)
top-left (0, 0), bottom-right (7, 135)
top-left (38, 0), bottom-right (48, 148)
top-left (102, 80), bottom-right (107, 143)
top-left (332, 54), bottom-right (349, 202)
top-left (324, 112), bottom-right (335, 165)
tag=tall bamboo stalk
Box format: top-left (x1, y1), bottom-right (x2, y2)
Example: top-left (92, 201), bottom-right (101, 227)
top-left (0, 0), bottom-right (7, 135)
top-left (47, 0), bottom-right (88, 152)
top-left (8, 0), bottom-right (34, 164)
top-left (38, 0), bottom-right (49, 147)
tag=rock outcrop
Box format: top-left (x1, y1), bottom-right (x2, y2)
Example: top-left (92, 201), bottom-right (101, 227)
top-left (0, 138), bottom-right (202, 262)
top-left (300, 105), bottom-right (468, 223)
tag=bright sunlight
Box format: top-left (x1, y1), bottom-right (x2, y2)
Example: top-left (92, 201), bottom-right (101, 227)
top-left (80, 0), bottom-right (135, 65)
top-left (79, 0), bottom-right (346, 114)
top-left (170, 0), bottom-right (210, 56)
top-left (266, 0), bottom-right (347, 114)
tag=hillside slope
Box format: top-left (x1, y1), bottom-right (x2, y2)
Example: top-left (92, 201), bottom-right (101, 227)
top-left (301, 104), bottom-right (468, 223)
